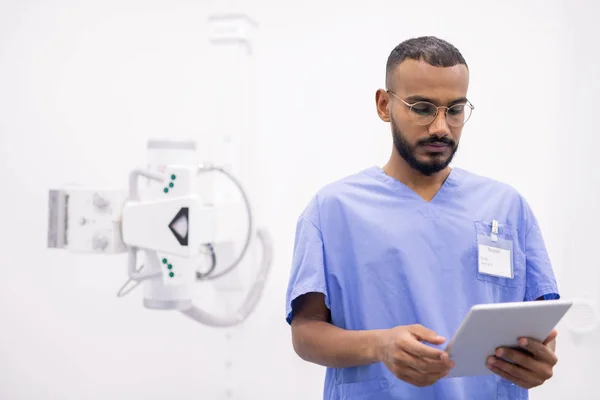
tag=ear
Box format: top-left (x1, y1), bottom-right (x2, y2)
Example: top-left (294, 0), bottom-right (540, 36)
top-left (375, 89), bottom-right (390, 122)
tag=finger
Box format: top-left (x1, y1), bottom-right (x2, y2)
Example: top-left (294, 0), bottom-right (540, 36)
top-left (395, 369), bottom-right (430, 388)
top-left (398, 352), bottom-right (454, 374)
top-left (396, 366), bottom-right (450, 387)
top-left (487, 356), bottom-right (542, 388)
top-left (401, 336), bottom-right (448, 361)
top-left (487, 360), bottom-right (533, 389)
top-left (409, 325), bottom-right (447, 345)
top-left (518, 337), bottom-right (558, 365)
top-left (495, 348), bottom-right (546, 372)
top-left (422, 355), bottom-right (456, 372)
top-left (394, 370), bottom-right (421, 387)
top-left (392, 347), bottom-right (453, 374)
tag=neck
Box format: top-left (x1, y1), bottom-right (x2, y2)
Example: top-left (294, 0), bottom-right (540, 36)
top-left (382, 152), bottom-right (451, 199)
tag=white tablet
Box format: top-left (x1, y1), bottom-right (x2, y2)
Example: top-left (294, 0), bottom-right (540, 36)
top-left (444, 300), bottom-right (573, 378)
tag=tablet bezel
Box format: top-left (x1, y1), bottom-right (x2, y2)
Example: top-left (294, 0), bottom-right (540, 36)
top-left (444, 300), bottom-right (573, 378)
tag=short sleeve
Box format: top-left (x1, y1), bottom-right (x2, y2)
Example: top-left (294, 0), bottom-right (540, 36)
top-left (285, 207), bottom-right (329, 325)
top-left (522, 201), bottom-right (560, 301)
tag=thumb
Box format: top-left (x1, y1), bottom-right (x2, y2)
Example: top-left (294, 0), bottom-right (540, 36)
top-left (409, 324), bottom-right (446, 345)
top-left (543, 329), bottom-right (558, 345)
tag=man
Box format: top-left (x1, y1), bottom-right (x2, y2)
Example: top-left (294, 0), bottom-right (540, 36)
top-left (285, 36), bottom-right (560, 399)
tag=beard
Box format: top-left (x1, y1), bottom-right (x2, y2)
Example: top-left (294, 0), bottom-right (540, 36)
top-left (391, 116), bottom-right (458, 176)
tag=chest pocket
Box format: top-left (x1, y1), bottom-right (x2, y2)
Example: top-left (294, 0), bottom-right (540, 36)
top-left (474, 220), bottom-right (525, 289)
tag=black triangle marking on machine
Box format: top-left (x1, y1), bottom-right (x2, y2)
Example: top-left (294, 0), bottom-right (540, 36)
top-left (168, 207), bottom-right (189, 246)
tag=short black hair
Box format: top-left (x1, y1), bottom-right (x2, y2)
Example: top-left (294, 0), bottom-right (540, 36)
top-left (386, 36), bottom-right (467, 89)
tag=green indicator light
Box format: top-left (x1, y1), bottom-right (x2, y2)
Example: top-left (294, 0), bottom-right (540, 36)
top-left (169, 272), bottom-right (174, 278)
top-left (169, 182), bottom-right (174, 188)
top-left (162, 258), bottom-right (167, 264)
top-left (167, 264), bottom-right (172, 270)
top-left (171, 174), bottom-right (176, 180)
top-left (163, 188), bottom-right (168, 193)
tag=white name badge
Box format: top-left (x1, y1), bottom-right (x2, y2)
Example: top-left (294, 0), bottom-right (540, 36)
top-left (477, 234), bottom-right (514, 279)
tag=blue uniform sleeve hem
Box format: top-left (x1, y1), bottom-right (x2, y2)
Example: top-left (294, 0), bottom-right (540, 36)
top-left (525, 286), bottom-right (560, 301)
top-left (286, 285), bottom-right (329, 325)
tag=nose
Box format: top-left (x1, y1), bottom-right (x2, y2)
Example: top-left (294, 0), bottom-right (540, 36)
top-left (428, 108), bottom-right (451, 137)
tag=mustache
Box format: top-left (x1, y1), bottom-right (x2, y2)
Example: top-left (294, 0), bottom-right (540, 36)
top-left (417, 136), bottom-right (455, 147)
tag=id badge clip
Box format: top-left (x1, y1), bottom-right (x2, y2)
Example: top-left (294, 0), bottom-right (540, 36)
top-left (477, 219), bottom-right (513, 279)
top-left (490, 219), bottom-right (499, 242)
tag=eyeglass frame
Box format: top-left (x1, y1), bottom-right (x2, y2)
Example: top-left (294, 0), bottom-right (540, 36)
top-left (386, 90), bottom-right (475, 127)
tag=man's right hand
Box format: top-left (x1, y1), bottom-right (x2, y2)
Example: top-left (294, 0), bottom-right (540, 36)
top-left (376, 324), bottom-right (455, 387)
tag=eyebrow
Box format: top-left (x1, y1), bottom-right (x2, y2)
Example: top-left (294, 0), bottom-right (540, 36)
top-left (405, 95), bottom-right (469, 106)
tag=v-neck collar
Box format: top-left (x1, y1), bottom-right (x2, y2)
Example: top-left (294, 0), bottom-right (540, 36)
top-left (365, 165), bottom-right (463, 204)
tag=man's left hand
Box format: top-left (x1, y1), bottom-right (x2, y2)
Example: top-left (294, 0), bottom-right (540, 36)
top-left (486, 329), bottom-right (558, 389)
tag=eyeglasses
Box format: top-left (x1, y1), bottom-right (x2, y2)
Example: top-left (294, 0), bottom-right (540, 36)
top-left (387, 90), bottom-right (475, 127)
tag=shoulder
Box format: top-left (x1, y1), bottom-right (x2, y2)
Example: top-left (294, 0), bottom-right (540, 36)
top-left (456, 167), bottom-right (527, 204)
top-left (298, 167), bottom-right (380, 226)
top-left (455, 167), bottom-right (536, 230)
top-left (318, 167), bottom-right (381, 198)
top-left (457, 168), bottom-right (520, 195)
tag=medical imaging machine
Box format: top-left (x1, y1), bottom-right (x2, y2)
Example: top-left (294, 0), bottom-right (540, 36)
top-left (45, 13), bottom-right (273, 328)
top-left (47, 142), bottom-right (272, 328)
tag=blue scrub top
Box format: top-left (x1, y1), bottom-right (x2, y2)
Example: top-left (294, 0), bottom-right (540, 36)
top-left (285, 166), bottom-right (560, 400)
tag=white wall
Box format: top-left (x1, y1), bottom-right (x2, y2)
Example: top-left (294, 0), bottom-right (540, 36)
top-left (535, 1), bottom-right (600, 399)
top-left (0, 0), bottom-right (597, 399)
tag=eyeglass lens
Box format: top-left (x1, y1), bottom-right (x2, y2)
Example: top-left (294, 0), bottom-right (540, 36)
top-left (411, 102), bottom-right (472, 126)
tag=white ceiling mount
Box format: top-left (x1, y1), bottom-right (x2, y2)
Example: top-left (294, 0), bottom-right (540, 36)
top-left (563, 297), bottom-right (600, 335)
top-left (207, 13), bottom-right (258, 53)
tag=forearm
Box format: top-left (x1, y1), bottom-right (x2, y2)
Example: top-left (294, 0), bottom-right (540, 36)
top-left (291, 317), bottom-right (384, 368)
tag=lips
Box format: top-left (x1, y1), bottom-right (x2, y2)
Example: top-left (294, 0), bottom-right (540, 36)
top-left (422, 143), bottom-right (449, 152)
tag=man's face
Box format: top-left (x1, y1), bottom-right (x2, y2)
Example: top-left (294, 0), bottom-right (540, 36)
top-left (377, 59), bottom-right (470, 176)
